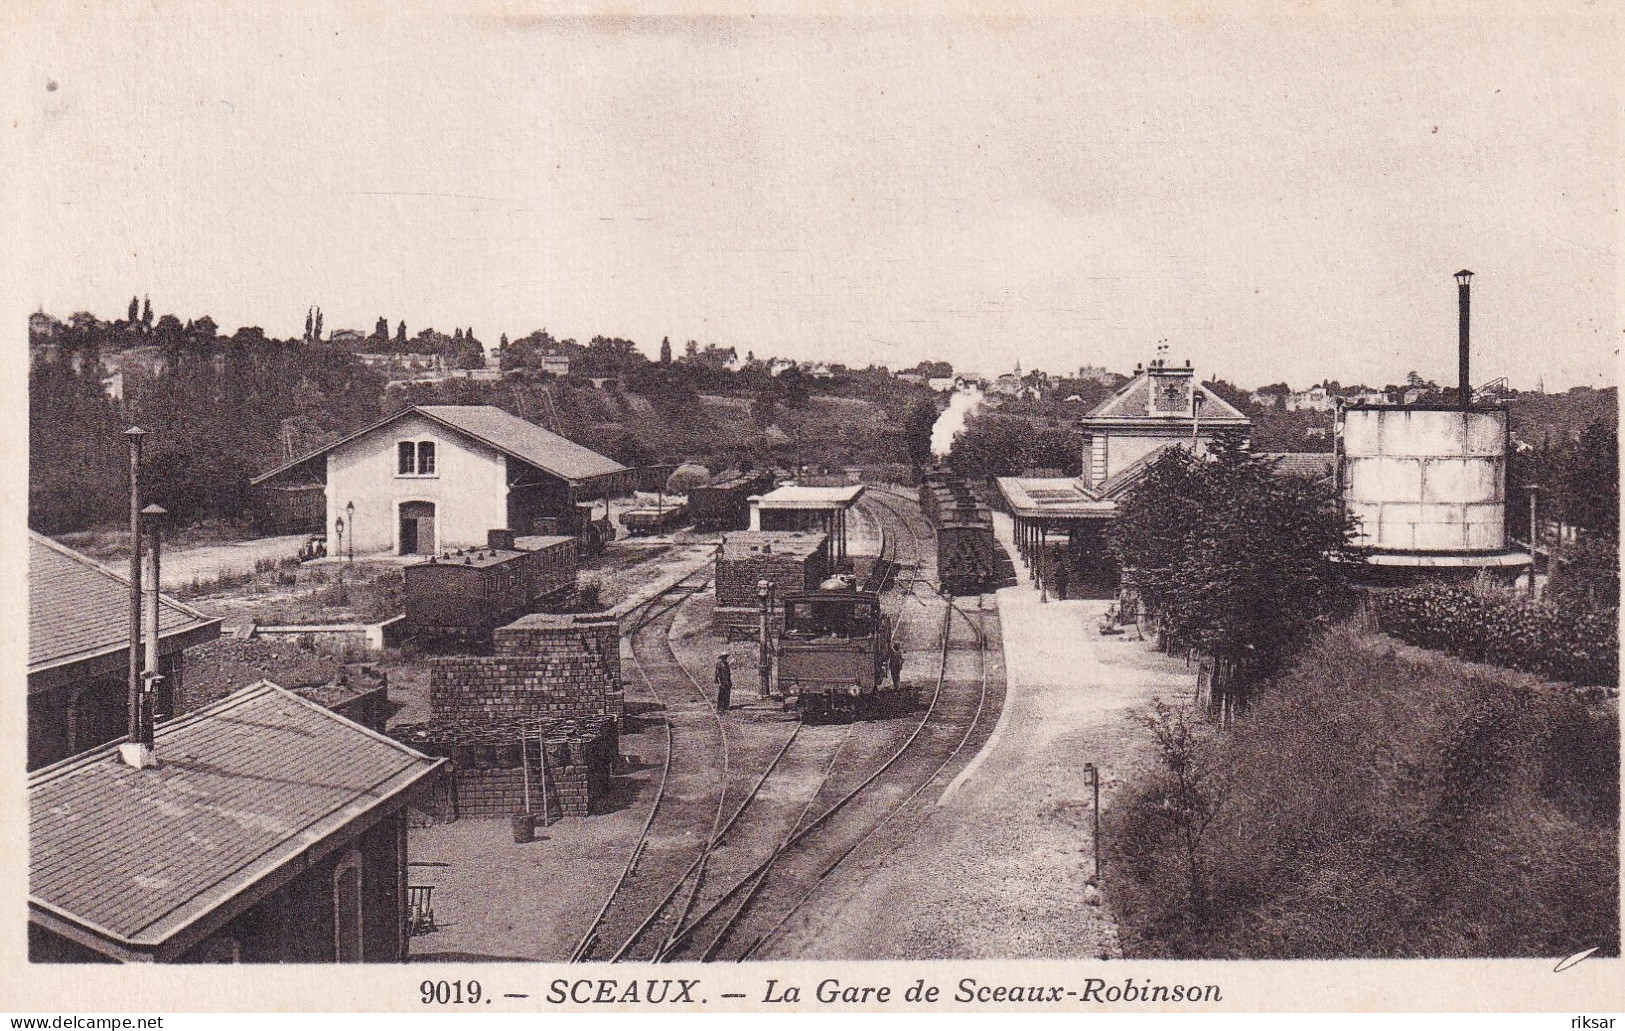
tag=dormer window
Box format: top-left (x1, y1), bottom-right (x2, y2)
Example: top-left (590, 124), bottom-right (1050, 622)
top-left (397, 440), bottom-right (437, 476)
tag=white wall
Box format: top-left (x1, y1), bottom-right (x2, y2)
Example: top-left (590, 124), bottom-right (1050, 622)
top-left (326, 412), bottom-right (510, 555)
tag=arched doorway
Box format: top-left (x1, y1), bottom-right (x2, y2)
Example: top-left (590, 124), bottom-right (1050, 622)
top-left (398, 501), bottom-right (436, 555)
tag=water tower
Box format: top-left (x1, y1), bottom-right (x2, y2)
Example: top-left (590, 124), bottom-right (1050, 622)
top-left (1334, 271), bottom-right (1533, 583)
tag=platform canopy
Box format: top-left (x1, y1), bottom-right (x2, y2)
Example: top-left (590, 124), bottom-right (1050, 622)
top-left (749, 484), bottom-right (865, 559)
top-left (752, 484), bottom-right (865, 510)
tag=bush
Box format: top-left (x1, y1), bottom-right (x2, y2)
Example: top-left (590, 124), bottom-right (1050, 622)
top-left (1106, 628), bottom-right (1619, 958)
top-left (1374, 582), bottom-right (1617, 687)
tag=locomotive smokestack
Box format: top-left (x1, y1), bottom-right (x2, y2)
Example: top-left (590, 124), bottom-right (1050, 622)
top-left (1455, 269), bottom-right (1474, 411)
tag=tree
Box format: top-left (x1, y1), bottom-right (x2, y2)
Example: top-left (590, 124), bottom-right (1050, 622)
top-left (141, 296), bottom-right (152, 329)
top-left (947, 411), bottom-right (1029, 479)
top-left (902, 397), bottom-right (939, 468)
top-left (1110, 440), bottom-right (1353, 689)
top-left (313, 308), bottom-right (323, 341)
top-left (685, 339), bottom-right (698, 359)
top-left (375, 316), bottom-right (389, 340)
top-left (1138, 698), bottom-right (1228, 921)
top-left (396, 320), bottom-right (406, 347)
top-left (304, 307), bottom-right (314, 342)
top-left (128, 296), bottom-right (140, 324)
top-left (660, 336), bottom-right (672, 366)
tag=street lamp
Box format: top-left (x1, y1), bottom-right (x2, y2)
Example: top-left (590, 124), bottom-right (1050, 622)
top-left (1524, 484), bottom-right (1542, 597)
top-left (334, 516), bottom-right (346, 561)
top-left (345, 501), bottom-right (356, 563)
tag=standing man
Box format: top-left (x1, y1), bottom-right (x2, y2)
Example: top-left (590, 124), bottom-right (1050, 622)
top-left (714, 652), bottom-right (732, 713)
top-left (887, 639), bottom-right (904, 691)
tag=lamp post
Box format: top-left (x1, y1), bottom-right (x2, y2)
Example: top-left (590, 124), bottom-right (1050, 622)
top-left (142, 504), bottom-right (168, 729)
top-left (1082, 761), bottom-right (1102, 881)
top-left (334, 516), bottom-right (345, 563)
top-left (1524, 484), bottom-right (1542, 597)
top-left (345, 501), bottom-right (356, 563)
top-left (123, 427), bottom-right (149, 766)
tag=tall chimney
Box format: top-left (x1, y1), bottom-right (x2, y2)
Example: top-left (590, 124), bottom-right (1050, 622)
top-left (1456, 269), bottom-right (1474, 412)
top-left (121, 428), bottom-right (153, 770)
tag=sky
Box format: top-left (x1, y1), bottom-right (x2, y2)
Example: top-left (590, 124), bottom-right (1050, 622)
top-left (15, 4), bottom-right (1621, 390)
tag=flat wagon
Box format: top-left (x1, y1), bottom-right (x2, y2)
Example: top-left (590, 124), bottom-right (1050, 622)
top-left (621, 497), bottom-right (690, 536)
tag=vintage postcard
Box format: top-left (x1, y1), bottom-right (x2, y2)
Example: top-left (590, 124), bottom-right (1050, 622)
top-left (2, 0), bottom-right (1619, 1017)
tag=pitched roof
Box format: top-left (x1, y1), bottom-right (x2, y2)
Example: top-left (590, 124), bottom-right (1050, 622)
top-left (1084, 371), bottom-right (1250, 423)
top-left (416, 405), bottom-right (626, 480)
top-left (29, 532), bottom-right (221, 682)
top-left (29, 681), bottom-right (443, 955)
top-left (251, 405), bottom-right (626, 486)
top-left (1095, 442), bottom-right (1187, 499)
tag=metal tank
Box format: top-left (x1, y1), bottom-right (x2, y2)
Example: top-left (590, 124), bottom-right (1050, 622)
top-left (1339, 404), bottom-right (1508, 553)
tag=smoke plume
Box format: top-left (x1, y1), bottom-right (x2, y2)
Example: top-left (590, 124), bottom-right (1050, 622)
top-left (930, 385), bottom-right (984, 458)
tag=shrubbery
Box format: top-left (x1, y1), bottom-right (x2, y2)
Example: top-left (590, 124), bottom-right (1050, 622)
top-left (1374, 582), bottom-right (1617, 687)
top-left (1106, 629), bottom-right (1619, 958)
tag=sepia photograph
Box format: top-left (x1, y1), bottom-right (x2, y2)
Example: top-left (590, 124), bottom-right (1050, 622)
top-left (6, 0), bottom-right (1620, 1016)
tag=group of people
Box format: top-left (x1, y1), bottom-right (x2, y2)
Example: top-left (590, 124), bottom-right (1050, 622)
top-left (712, 640), bottom-right (905, 712)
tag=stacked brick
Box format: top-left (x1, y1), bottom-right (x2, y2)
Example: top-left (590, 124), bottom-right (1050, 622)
top-left (396, 716), bottom-right (617, 820)
top-left (713, 531), bottom-right (832, 635)
top-left (430, 613), bottom-right (624, 726)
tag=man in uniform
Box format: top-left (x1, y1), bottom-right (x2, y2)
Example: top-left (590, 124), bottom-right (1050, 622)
top-left (887, 639), bottom-right (904, 691)
top-left (714, 651), bottom-right (732, 712)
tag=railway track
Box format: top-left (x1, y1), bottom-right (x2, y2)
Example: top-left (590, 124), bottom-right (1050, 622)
top-left (662, 592), bottom-right (993, 962)
top-left (570, 572), bottom-right (729, 963)
top-left (577, 487), bottom-right (997, 965)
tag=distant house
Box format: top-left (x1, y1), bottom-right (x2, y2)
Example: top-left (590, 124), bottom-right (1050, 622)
top-left (895, 372), bottom-right (927, 386)
top-left (329, 329), bottom-right (368, 347)
top-left (1286, 384), bottom-right (1335, 412)
top-left (252, 405), bottom-right (628, 556)
top-left (1343, 390), bottom-right (1392, 406)
top-left (1076, 365), bottom-right (1115, 385)
top-left (28, 532), bottom-right (221, 770)
top-left (987, 372), bottom-right (1025, 398)
top-left (1248, 389), bottom-right (1281, 408)
top-left (804, 362), bottom-right (836, 380)
top-left (538, 352), bottom-right (571, 377)
top-left (767, 358), bottom-right (797, 377)
top-left (355, 352), bottom-right (444, 373)
top-left (29, 680), bottom-right (445, 963)
top-left (927, 376), bottom-right (959, 393)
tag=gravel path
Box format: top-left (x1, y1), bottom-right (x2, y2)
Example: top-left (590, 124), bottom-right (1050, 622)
top-left (769, 511), bottom-right (1200, 960)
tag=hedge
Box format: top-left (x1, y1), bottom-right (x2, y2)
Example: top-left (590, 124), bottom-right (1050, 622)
top-left (1374, 583), bottom-right (1617, 687)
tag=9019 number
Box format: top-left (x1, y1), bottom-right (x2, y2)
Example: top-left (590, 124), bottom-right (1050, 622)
top-left (421, 980), bottom-right (482, 1005)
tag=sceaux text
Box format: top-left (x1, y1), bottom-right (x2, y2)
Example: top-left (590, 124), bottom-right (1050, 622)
top-left (545, 979), bottom-right (701, 1005)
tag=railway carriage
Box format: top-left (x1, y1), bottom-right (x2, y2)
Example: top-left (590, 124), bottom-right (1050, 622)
top-left (772, 586), bottom-right (903, 718)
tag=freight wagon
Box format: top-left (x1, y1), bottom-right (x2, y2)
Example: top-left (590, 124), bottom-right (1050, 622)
top-left (689, 471), bottom-right (775, 532)
top-left (621, 497), bottom-right (690, 535)
top-left (404, 532), bottom-right (577, 650)
top-left (918, 466), bottom-right (1000, 595)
